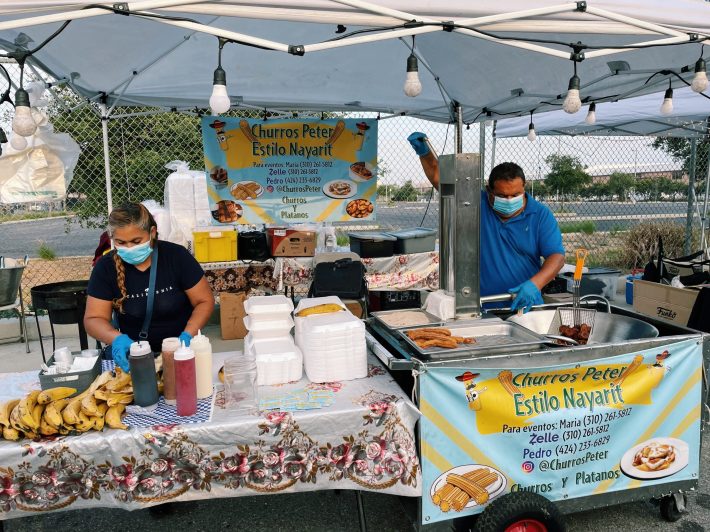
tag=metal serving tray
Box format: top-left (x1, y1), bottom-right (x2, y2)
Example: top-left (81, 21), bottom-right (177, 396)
top-left (398, 318), bottom-right (549, 359)
top-left (371, 309), bottom-right (443, 330)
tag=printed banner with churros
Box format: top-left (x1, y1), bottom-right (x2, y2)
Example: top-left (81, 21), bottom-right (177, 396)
top-left (419, 338), bottom-right (703, 524)
top-left (201, 117), bottom-right (377, 225)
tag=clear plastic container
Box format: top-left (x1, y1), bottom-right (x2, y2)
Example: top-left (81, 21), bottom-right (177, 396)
top-left (222, 354), bottom-right (259, 412)
top-left (244, 295), bottom-right (294, 316)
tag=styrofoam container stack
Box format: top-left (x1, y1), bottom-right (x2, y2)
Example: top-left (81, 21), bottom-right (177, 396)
top-left (244, 335), bottom-right (302, 386)
top-left (243, 295), bottom-right (301, 385)
top-left (294, 297), bottom-right (367, 383)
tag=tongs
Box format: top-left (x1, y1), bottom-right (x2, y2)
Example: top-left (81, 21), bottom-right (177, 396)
top-left (549, 249), bottom-right (596, 343)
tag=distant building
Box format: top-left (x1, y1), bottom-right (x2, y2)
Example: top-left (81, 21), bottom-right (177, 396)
top-left (584, 162), bottom-right (686, 184)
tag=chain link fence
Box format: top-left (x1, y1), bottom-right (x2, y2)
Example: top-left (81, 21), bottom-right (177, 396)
top-left (1, 62), bottom-right (708, 307)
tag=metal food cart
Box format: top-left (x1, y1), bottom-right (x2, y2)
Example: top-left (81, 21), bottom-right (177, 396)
top-left (364, 151), bottom-right (709, 531)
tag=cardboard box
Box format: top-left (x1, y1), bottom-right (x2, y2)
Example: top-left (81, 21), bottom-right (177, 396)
top-left (220, 292), bottom-right (248, 340)
top-left (267, 228), bottom-right (316, 257)
top-left (632, 280), bottom-right (699, 325)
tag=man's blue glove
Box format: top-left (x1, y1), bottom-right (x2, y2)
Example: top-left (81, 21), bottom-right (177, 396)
top-left (179, 331), bottom-right (193, 347)
top-left (111, 334), bottom-right (133, 372)
top-left (509, 280), bottom-right (541, 313)
top-left (407, 132), bottom-right (430, 157)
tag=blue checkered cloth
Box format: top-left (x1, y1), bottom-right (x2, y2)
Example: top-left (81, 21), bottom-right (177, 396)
top-left (101, 360), bottom-right (212, 428)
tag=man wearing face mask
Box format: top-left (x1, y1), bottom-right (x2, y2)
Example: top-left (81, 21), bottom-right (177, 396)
top-left (408, 132), bottom-right (565, 312)
top-left (84, 203), bottom-right (214, 371)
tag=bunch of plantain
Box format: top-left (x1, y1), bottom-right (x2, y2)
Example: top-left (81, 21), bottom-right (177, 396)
top-left (0, 368), bottom-right (135, 442)
top-left (295, 303), bottom-right (345, 317)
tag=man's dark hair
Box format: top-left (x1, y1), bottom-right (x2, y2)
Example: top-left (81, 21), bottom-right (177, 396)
top-left (489, 162), bottom-right (525, 188)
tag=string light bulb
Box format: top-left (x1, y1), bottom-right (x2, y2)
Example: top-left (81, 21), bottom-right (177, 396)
top-left (209, 39), bottom-right (230, 115)
top-left (10, 133), bottom-right (27, 151)
top-left (585, 102), bottom-right (597, 125)
top-left (0, 128), bottom-right (7, 145)
top-left (527, 111), bottom-right (537, 142)
top-left (403, 53), bottom-right (422, 97)
top-left (12, 88), bottom-right (37, 137)
top-left (691, 58), bottom-right (708, 93)
top-left (563, 73), bottom-right (582, 114)
top-left (660, 85), bottom-right (673, 115)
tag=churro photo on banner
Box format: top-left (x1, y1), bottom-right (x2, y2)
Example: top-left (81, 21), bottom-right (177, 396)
top-left (201, 117), bottom-right (378, 225)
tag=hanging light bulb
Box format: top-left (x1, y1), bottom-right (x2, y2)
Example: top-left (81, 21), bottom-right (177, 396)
top-left (527, 112), bottom-right (537, 142)
top-left (563, 74), bottom-right (582, 114)
top-left (691, 58), bottom-right (708, 93)
top-left (585, 102), bottom-right (597, 125)
top-left (403, 53), bottom-right (422, 97)
top-left (209, 66), bottom-right (230, 115)
top-left (12, 88), bottom-right (37, 136)
top-left (0, 128), bottom-right (7, 144)
top-left (10, 134), bottom-right (27, 151)
top-left (660, 86), bottom-right (673, 115)
top-left (484, 111), bottom-right (494, 127)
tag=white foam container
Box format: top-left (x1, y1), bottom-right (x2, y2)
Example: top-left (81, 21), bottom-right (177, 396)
top-left (244, 295), bottom-right (294, 316)
top-left (245, 334), bottom-right (303, 386)
top-left (302, 344), bottom-right (367, 383)
top-left (243, 314), bottom-right (294, 339)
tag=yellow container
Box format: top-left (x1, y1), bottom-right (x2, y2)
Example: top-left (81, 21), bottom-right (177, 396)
top-left (193, 228), bottom-right (237, 263)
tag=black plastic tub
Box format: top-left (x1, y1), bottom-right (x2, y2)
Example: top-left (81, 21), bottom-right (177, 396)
top-left (348, 231), bottom-right (396, 258)
top-left (31, 281), bottom-right (89, 324)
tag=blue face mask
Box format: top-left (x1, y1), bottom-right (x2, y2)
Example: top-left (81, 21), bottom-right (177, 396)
top-left (492, 194), bottom-right (524, 216)
top-left (116, 240), bottom-right (152, 265)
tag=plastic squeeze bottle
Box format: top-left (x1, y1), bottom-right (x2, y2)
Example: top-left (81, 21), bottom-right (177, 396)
top-left (129, 341), bottom-right (159, 408)
top-left (161, 337), bottom-right (180, 405)
top-left (191, 330), bottom-right (213, 399)
top-left (174, 341), bottom-right (197, 416)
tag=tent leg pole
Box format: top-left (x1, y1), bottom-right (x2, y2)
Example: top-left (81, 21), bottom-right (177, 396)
top-left (454, 102), bottom-right (463, 155)
top-left (100, 102), bottom-right (113, 218)
top-left (684, 138), bottom-right (697, 255)
top-left (701, 140), bottom-right (710, 259)
top-left (479, 122), bottom-right (486, 187)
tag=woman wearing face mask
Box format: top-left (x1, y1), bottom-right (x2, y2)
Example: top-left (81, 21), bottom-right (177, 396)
top-left (84, 203), bottom-right (215, 371)
top-left (407, 132), bottom-right (565, 312)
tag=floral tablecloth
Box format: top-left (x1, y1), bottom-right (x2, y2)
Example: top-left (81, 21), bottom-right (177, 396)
top-left (0, 353), bottom-right (420, 519)
top-left (202, 260), bottom-right (279, 294)
top-left (273, 252), bottom-right (440, 292)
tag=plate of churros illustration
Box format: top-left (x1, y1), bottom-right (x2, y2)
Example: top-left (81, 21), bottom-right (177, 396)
top-left (430, 465), bottom-right (505, 512)
top-left (231, 181), bottom-right (263, 200)
top-left (620, 437), bottom-right (689, 480)
top-left (323, 179), bottom-right (357, 199)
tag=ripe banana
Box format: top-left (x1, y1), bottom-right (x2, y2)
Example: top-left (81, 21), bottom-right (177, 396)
top-left (74, 412), bottom-right (94, 433)
top-left (80, 393), bottom-right (100, 417)
top-left (62, 398), bottom-right (82, 426)
top-left (10, 403), bottom-right (30, 432)
top-left (31, 404), bottom-right (44, 430)
top-left (37, 387), bottom-right (77, 405)
top-left (296, 303), bottom-right (344, 317)
top-left (0, 399), bottom-right (20, 427)
top-left (18, 391), bottom-right (41, 431)
top-left (3, 427), bottom-right (20, 441)
top-left (107, 393), bottom-right (133, 407)
top-left (39, 416), bottom-right (58, 436)
top-left (43, 399), bottom-right (67, 430)
top-left (93, 403), bottom-right (108, 431)
top-left (106, 404), bottom-right (127, 430)
top-left (105, 369), bottom-right (131, 392)
top-left (94, 389), bottom-right (110, 402)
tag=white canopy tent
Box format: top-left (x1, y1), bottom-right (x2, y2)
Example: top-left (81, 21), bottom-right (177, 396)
top-left (0, 0), bottom-right (709, 213)
top-left (494, 86), bottom-right (710, 138)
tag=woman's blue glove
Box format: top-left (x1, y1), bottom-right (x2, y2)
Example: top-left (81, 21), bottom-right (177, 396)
top-left (111, 334), bottom-right (133, 372)
top-left (407, 132), bottom-right (430, 156)
top-left (509, 280), bottom-right (541, 313)
top-left (179, 331), bottom-right (193, 347)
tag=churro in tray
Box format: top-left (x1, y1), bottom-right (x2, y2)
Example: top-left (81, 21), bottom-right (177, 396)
top-left (405, 327), bottom-right (475, 350)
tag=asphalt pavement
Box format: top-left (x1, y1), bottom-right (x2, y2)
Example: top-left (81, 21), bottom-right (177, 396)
top-left (0, 201), bottom-right (692, 258)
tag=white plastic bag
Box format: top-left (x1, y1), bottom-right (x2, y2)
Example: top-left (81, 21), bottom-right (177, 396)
top-left (141, 199), bottom-right (171, 240)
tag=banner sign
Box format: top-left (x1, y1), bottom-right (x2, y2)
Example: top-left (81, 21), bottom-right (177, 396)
top-left (419, 338), bottom-right (702, 524)
top-left (201, 117), bottom-right (378, 225)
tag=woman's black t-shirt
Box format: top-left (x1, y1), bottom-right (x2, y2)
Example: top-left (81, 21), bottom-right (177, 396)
top-left (88, 240), bottom-right (205, 351)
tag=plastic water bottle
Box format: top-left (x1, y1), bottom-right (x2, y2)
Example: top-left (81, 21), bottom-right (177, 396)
top-left (174, 342), bottom-right (197, 417)
top-left (190, 330), bottom-right (213, 399)
top-left (129, 341), bottom-right (159, 408)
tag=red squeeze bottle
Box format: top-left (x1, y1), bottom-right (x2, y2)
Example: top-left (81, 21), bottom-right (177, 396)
top-left (173, 342), bottom-right (197, 417)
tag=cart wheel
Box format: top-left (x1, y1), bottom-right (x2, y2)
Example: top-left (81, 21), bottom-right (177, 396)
top-left (473, 492), bottom-right (565, 532)
top-left (660, 494), bottom-right (686, 522)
